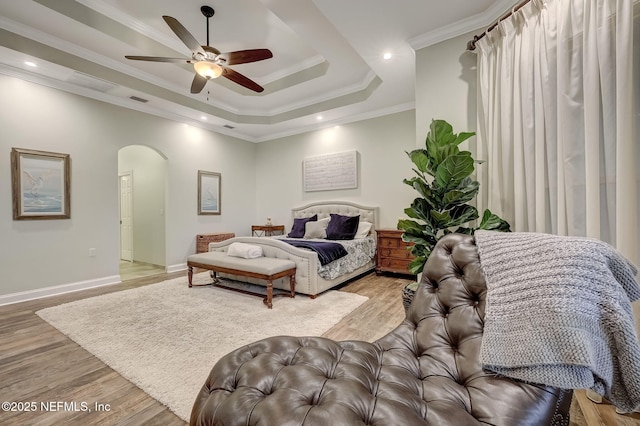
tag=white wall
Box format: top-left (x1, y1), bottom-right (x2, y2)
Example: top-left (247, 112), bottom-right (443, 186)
top-left (118, 145), bottom-right (167, 266)
top-left (0, 75), bottom-right (256, 296)
top-left (415, 30), bottom-right (479, 151)
top-left (254, 111), bottom-right (417, 230)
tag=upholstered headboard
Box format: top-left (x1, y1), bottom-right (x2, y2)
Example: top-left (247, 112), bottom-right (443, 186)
top-left (290, 201), bottom-right (378, 229)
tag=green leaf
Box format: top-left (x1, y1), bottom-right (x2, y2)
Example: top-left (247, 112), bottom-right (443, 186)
top-left (478, 209), bottom-right (512, 232)
top-left (435, 152), bottom-right (474, 190)
top-left (409, 256), bottom-right (428, 274)
top-left (403, 177), bottom-right (431, 198)
top-left (397, 219), bottom-right (422, 233)
top-left (456, 176), bottom-right (479, 191)
top-left (398, 221), bottom-right (437, 244)
top-left (405, 198), bottom-right (436, 223)
top-left (402, 177), bottom-right (414, 188)
top-left (429, 210), bottom-right (451, 228)
top-left (403, 234), bottom-right (433, 247)
top-left (453, 131), bottom-right (475, 146)
top-left (453, 226), bottom-right (474, 234)
top-left (443, 179), bottom-right (479, 206)
top-left (402, 207), bottom-right (421, 220)
top-left (407, 149), bottom-right (429, 173)
top-left (448, 204), bottom-right (479, 226)
top-left (402, 176), bottom-right (429, 195)
top-left (427, 120), bottom-right (456, 146)
top-left (426, 143), bottom-right (460, 176)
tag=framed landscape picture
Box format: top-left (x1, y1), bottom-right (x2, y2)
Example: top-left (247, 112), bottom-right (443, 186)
top-left (11, 148), bottom-right (71, 220)
top-left (198, 170), bottom-right (221, 215)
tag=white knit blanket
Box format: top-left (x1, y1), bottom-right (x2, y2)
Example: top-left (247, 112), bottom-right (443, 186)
top-left (474, 230), bottom-right (640, 412)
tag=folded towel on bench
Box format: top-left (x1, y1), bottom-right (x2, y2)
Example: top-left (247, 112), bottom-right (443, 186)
top-left (227, 242), bottom-right (263, 259)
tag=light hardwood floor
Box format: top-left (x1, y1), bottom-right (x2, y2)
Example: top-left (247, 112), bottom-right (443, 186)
top-left (0, 271), bottom-right (638, 425)
top-left (119, 260), bottom-right (166, 281)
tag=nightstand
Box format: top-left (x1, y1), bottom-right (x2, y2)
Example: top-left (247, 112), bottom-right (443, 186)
top-left (376, 229), bottom-right (416, 275)
top-left (252, 225), bottom-right (285, 237)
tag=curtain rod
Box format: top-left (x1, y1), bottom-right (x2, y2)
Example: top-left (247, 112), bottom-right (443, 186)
top-left (466, 0), bottom-right (532, 51)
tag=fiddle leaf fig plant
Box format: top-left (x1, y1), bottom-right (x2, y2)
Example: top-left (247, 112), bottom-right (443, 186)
top-left (398, 119), bottom-right (510, 274)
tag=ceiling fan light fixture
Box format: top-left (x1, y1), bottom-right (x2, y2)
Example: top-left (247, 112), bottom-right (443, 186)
top-left (194, 61), bottom-right (222, 79)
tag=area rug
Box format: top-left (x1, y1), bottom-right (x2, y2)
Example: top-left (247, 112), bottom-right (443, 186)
top-left (36, 273), bottom-right (368, 422)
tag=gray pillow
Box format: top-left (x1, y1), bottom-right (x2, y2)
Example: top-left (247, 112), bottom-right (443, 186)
top-left (304, 218), bottom-right (330, 239)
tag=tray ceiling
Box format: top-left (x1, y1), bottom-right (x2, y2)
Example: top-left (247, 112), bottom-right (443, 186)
top-left (0, 0), bottom-right (514, 141)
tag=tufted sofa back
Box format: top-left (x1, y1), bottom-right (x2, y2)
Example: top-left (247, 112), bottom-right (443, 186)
top-left (375, 233), bottom-right (572, 424)
top-left (190, 233), bottom-right (572, 425)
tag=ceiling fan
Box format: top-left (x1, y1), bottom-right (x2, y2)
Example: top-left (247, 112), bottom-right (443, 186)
top-left (125, 5), bottom-right (273, 94)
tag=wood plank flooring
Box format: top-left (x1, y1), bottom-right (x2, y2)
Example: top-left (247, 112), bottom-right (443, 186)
top-left (0, 270), bottom-right (638, 425)
top-left (119, 260), bottom-right (165, 281)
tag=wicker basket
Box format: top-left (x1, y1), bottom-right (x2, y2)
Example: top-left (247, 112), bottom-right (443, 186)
top-left (196, 232), bottom-right (235, 253)
top-left (402, 282), bottom-right (420, 313)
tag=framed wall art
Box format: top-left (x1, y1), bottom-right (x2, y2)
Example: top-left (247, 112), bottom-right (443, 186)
top-left (303, 150), bottom-right (358, 192)
top-left (197, 170), bottom-right (221, 215)
top-left (11, 148), bottom-right (71, 220)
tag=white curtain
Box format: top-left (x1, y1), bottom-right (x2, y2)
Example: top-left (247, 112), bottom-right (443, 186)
top-left (475, 0), bottom-right (639, 268)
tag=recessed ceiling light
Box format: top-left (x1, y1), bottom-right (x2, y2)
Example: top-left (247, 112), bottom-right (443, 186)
top-left (383, 52), bottom-right (392, 60)
top-left (24, 61), bottom-right (37, 67)
top-left (200, 116), bottom-right (207, 120)
top-left (316, 115), bottom-right (323, 121)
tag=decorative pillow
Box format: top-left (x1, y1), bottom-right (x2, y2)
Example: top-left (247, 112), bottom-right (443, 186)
top-left (326, 214), bottom-right (360, 240)
top-left (227, 242), bottom-right (263, 259)
top-left (287, 214), bottom-right (317, 238)
top-left (354, 221), bottom-right (372, 238)
top-left (304, 217), bottom-right (330, 239)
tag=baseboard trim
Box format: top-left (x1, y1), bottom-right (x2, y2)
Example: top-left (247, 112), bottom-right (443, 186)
top-left (167, 263), bottom-right (187, 274)
top-left (124, 260), bottom-right (166, 269)
top-left (0, 275), bottom-right (122, 307)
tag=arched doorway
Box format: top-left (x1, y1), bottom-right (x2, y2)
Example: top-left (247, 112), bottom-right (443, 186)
top-left (118, 145), bottom-right (167, 280)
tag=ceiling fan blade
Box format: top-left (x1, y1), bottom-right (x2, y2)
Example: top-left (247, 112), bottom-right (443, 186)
top-left (125, 55), bottom-right (189, 63)
top-left (162, 15), bottom-right (205, 55)
top-left (191, 73), bottom-right (208, 94)
top-left (222, 68), bottom-right (264, 93)
top-left (219, 49), bottom-right (273, 65)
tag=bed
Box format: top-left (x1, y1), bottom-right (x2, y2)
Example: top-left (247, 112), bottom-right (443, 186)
top-left (207, 201), bottom-right (379, 297)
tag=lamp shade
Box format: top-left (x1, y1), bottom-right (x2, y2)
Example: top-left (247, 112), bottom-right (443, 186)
top-left (194, 61), bottom-right (223, 79)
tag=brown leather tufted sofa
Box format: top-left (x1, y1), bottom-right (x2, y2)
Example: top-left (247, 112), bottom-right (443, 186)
top-left (190, 233), bottom-right (573, 425)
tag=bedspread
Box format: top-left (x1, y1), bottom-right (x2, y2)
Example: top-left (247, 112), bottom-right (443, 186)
top-left (317, 236), bottom-right (376, 280)
top-left (274, 236), bottom-right (376, 280)
top-left (279, 239), bottom-right (348, 266)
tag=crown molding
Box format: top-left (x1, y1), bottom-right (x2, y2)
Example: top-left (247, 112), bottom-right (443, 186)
top-left (253, 102), bottom-right (415, 143)
top-left (408, 0), bottom-right (517, 50)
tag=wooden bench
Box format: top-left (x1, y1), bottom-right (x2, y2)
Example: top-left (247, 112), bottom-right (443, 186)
top-left (187, 251), bottom-right (296, 309)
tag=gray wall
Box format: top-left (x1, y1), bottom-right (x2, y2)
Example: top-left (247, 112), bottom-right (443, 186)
top-left (0, 75), bottom-right (256, 296)
top-left (415, 30), bottom-right (479, 151)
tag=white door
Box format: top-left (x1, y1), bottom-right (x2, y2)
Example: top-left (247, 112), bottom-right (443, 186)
top-left (119, 173), bottom-right (133, 262)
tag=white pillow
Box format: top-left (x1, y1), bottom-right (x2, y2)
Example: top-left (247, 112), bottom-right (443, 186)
top-left (354, 221), bottom-right (372, 238)
top-left (304, 217), bottom-right (330, 239)
top-left (227, 242), bottom-right (263, 259)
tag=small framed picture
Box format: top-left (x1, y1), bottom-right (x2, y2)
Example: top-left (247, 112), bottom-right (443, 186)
top-left (11, 148), bottom-right (71, 220)
top-left (198, 170), bottom-right (221, 215)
